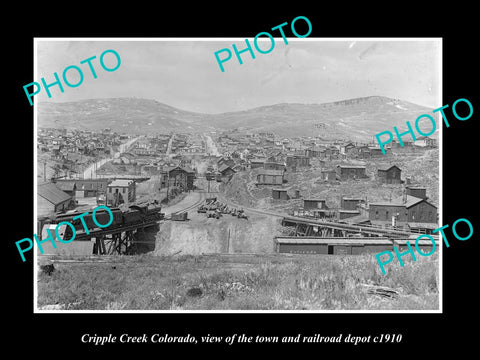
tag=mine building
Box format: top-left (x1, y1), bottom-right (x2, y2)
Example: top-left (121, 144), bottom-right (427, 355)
top-left (377, 165), bottom-right (402, 184)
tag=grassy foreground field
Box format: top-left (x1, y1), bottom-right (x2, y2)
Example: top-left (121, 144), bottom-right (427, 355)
top-left (37, 252), bottom-right (439, 311)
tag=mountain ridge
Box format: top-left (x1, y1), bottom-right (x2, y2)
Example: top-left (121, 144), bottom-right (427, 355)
top-left (37, 96), bottom-right (436, 141)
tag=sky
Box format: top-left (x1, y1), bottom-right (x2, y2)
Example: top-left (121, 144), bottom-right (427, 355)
top-left (35, 38), bottom-right (441, 114)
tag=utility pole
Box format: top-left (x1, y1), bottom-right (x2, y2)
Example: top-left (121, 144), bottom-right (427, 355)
top-left (166, 171), bottom-right (170, 202)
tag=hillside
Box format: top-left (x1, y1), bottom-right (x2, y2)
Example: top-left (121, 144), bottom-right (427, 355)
top-left (38, 96), bottom-right (436, 141)
top-left (37, 98), bottom-right (209, 134)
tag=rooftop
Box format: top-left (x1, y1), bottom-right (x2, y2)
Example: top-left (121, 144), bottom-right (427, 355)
top-left (109, 179), bottom-right (135, 187)
top-left (377, 165), bottom-right (401, 171)
top-left (337, 165), bottom-right (366, 169)
top-left (369, 195), bottom-right (428, 208)
top-left (38, 182), bottom-right (72, 205)
top-left (257, 169), bottom-right (284, 176)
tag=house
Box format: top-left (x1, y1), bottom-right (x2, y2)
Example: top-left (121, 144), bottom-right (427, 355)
top-left (218, 164), bottom-right (235, 177)
top-left (107, 179), bottom-right (136, 206)
top-left (305, 146), bottom-right (325, 158)
top-left (415, 136), bottom-right (437, 148)
top-left (250, 158), bottom-right (266, 169)
top-left (377, 165), bottom-right (402, 184)
top-left (392, 139), bottom-right (414, 148)
top-left (272, 188), bottom-right (289, 200)
top-left (303, 198), bottom-right (327, 210)
top-left (356, 145), bottom-right (371, 158)
top-left (256, 169), bottom-right (284, 185)
top-left (368, 146), bottom-right (385, 157)
top-left (37, 182), bottom-right (73, 217)
top-left (341, 142), bottom-right (357, 155)
top-left (217, 157), bottom-right (235, 168)
top-left (325, 146), bottom-right (340, 158)
top-left (336, 165), bottom-right (367, 180)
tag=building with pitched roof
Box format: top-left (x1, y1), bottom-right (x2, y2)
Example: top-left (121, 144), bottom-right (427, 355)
top-left (37, 182), bottom-right (73, 217)
top-left (377, 164), bottom-right (402, 184)
top-left (368, 187), bottom-right (437, 232)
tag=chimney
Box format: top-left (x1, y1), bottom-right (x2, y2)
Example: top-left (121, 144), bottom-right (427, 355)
top-left (403, 188), bottom-right (408, 203)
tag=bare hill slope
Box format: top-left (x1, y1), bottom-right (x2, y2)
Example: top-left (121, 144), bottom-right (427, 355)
top-left (38, 96), bottom-right (435, 141)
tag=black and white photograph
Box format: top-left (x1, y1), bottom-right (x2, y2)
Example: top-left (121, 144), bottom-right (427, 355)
top-left (7, 7), bottom-right (479, 354)
top-left (33, 38), bottom-right (442, 312)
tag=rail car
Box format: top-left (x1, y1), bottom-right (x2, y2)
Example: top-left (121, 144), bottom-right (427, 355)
top-left (48, 203), bottom-right (164, 234)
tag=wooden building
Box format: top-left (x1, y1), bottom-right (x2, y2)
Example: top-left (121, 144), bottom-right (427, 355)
top-left (340, 197), bottom-right (364, 210)
top-left (406, 186), bottom-right (427, 199)
top-left (286, 155), bottom-right (310, 170)
top-left (321, 168), bottom-right (337, 182)
top-left (336, 165), bottom-right (367, 180)
top-left (368, 192), bottom-right (437, 231)
top-left (263, 162), bottom-right (286, 171)
top-left (272, 188), bottom-right (289, 200)
top-left (107, 179), bottom-right (136, 206)
top-left (256, 169), bottom-right (284, 185)
top-left (55, 179), bottom-right (110, 198)
top-left (37, 182), bottom-right (73, 217)
top-left (303, 198), bottom-right (327, 210)
top-left (341, 142), bottom-right (357, 155)
top-left (54, 181), bottom-right (76, 199)
top-left (218, 164), bottom-right (236, 178)
top-left (161, 166), bottom-right (196, 191)
top-left (377, 165), bottom-right (402, 184)
top-left (250, 158), bottom-right (266, 169)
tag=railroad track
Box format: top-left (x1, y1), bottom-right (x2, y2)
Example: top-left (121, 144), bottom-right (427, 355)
top-left (216, 194), bottom-right (420, 238)
top-left (163, 192), bottom-right (207, 220)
